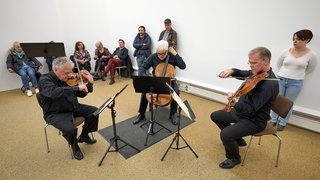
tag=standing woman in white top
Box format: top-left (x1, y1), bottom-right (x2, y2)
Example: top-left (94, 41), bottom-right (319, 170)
top-left (271, 29), bottom-right (317, 131)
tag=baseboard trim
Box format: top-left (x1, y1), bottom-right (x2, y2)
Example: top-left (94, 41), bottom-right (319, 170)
top-left (177, 79), bottom-right (320, 133)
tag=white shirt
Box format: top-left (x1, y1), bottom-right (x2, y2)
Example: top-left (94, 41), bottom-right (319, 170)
top-left (277, 48), bottom-right (317, 80)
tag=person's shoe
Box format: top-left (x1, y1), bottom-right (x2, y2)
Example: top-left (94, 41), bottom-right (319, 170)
top-left (169, 114), bottom-right (178, 125)
top-left (71, 143), bottom-right (83, 160)
top-left (78, 136), bottom-right (97, 144)
top-left (101, 75), bottom-right (106, 81)
top-left (133, 114), bottom-right (145, 124)
top-left (21, 87), bottom-right (26, 93)
top-left (219, 158), bottom-right (241, 169)
top-left (35, 88), bottom-right (40, 94)
top-left (236, 138), bottom-right (247, 147)
top-left (93, 74), bottom-right (100, 81)
top-left (277, 124), bottom-right (285, 131)
top-left (109, 78), bottom-right (115, 85)
top-left (26, 89), bottom-right (32, 97)
top-left (271, 121), bottom-right (277, 127)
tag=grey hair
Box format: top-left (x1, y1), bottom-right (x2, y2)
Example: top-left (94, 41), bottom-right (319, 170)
top-left (248, 47), bottom-right (271, 62)
top-left (52, 57), bottom-right (74, 70)
top-left (8, 41), bottom-right (20, 54)
top-left (156, 40), bottom-right (169, 52)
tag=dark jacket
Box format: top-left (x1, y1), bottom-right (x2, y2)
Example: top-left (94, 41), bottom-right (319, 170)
top-left (6, 53), bottom-right (42, 72)
top-left (133, 33), bottom-right (152, 58)
top-left (158, 28), bottom-right (178, 50)
top-left (143, 52), bottom-right (186, 75)
top-left (38, 71), bottom-right (93, 118)
top-left (231, 68), bottom-right (279, 129)
top-left (113, 47), bottom-right (129, 65)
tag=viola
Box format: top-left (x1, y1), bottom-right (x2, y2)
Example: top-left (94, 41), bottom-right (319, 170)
top-left (66, 69), bottom-right (88, 86)
top-left (146, 62), bottom-right (175, 107)
top-left (224, 71), bottom-right (269, 112)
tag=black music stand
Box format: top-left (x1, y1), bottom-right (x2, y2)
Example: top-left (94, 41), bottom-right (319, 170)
top-left (161, 83), bottom-right (198, 161)
top-left (133, 76), bottom-right (172, 146)
top-left (94, 84), bottom-right (140, 166)
top-left (20, 42), bottom-right (66, 57)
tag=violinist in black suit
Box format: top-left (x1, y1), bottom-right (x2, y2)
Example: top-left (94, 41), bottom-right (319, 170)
top-left (210, 47), bottom-right (279, 168)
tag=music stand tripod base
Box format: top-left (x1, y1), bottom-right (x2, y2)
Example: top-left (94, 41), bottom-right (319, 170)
top-left (132, 76), bottom-right (173, 146)
top-left (95, 85), bottom-right (140, 166)
top-left (161, 85), bottom-right (198, 161)
top-left (160, 108), bottom-right (198, 161)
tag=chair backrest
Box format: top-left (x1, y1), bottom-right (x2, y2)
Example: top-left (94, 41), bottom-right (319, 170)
top-left (271, 94), bottom-right (293, 119)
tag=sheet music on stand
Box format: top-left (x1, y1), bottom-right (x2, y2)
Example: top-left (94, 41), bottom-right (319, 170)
top-left (166, 83), bottom-right (196, 120)
top-left (93, 97), bottom-right (114, 116)
top-left (93, 84), bottom-right (128, 116)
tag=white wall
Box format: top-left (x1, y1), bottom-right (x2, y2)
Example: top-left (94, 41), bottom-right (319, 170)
top-left (1, 0), bottom-right (319, 117)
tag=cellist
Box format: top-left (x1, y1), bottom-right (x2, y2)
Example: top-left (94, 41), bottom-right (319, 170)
top-left (133, 40), bottom-right (186, 125)
top-left (210, 47), bottom-right (279, 169)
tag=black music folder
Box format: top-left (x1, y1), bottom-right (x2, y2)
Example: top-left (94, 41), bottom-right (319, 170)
top-left (20, 42), bottom-right (66, 57)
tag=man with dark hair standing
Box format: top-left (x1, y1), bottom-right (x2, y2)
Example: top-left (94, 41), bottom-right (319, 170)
top-left (133, 26), bottom-right (152, 76)
top-left (159, 18), bottom-right (178, 50)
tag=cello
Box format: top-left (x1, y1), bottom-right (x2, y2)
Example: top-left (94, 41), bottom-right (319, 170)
top-left (146, 55), bottom-right (175, 107)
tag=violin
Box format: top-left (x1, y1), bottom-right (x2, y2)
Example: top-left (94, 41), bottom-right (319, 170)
top-left (66, 56), bottom-right (89, 86)
top-left (224, 71), bottom-right (269, 112)
top-left (66, 69), bottom-right (89, 86)
top-left (146, 60), bottom-right (175, 107)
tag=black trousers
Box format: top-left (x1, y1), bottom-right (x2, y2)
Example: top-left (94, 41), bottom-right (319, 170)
top-left (210, 109), bottom-right (263, 159)
top-left (45, 104), bottom-right (99, 145)
top-left (138, 80), bottom-right (179, 116)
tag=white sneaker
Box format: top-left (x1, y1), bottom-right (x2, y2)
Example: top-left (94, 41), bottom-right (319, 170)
top-left (27, 90), bottom-right (33, 97)
top-left (35, 88), bottom-right (39, 94)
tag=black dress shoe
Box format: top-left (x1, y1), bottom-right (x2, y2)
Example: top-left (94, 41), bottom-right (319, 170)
top-left (72, 143), bottom-right (83, 160)
top-left (169, 114), bottom-right (178, 125)
top-left (78, 136), bottom-right (97, 144)
top-left (219, 158), bottom-right (241, 169)
top-left (133, 114), bottom-right (145, 124)
top-left (236, 138), bottom-right (247, 147)
top-left (109, 78), bottom-right (115, 85)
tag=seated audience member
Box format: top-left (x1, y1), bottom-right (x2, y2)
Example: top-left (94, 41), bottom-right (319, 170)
top-left (38, 57), bottom-right (99, 160)
top-left (6, 41), bottom-right (43, 97)
top-left (73, 41), bottom-right (92, 72)
top-left (105, 39), bottom-right (129, 85)
top-left (93, 41), bottom-right (111, 81)
top-left (132, 40), bottom-right (186, 125)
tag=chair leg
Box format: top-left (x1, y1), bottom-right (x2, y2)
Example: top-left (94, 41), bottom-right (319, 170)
top-left (274, 134), bottom-right (282, 167)
top-left (44, 124), bottom-right (50, 153)
top-left (90, 132), bottom-right (94, 140)
top-left (241, 135), bottom-right (254, 166)
top-left (69, 144), bottom-right (74, 159)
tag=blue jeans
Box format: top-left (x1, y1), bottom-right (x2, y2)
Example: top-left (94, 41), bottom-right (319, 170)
top-left (18, 67), bottom-right (38, 89)
top-left (136, 55), bottom-right (149, 76)
top-left (271, 76), bottom-right (303, 126)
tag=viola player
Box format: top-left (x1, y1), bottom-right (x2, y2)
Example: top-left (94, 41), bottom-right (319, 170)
top-left (132, 40), bottom-right (186, 125)
top-left (210, 47), bottom-right (279, 168)
top-left (37, 57), bottom-right (99, 160)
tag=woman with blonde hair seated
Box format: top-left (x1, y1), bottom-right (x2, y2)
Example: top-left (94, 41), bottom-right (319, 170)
top-left (6, 41), bottom-right (43, 97)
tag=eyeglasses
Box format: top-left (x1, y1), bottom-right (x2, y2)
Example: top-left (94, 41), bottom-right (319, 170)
top-left (61, 70), bottom-right (73, 76)
top-left (157, 52), bottom-right (167, 56)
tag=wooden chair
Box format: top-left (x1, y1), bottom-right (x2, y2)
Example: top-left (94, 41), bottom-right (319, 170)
top-left (241, 94), bottom-right (293, 167)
